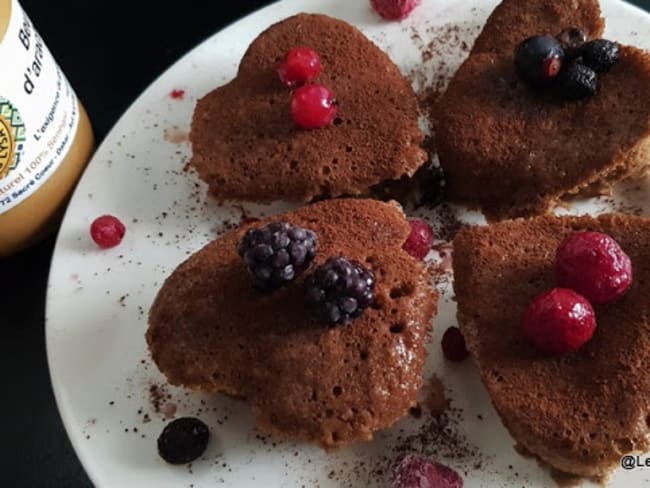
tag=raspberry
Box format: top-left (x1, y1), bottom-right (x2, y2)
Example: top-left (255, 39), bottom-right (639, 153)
top-left (392, 455), bottom-right (464, 488)
top-left (441, 327), bottom-right (469, 362)
top-left (556, 231), bottom-right (632, 304)
top-left (278, 47), bottom-right (322, 87)
top-left (522, 288), bottom-right (596, 355)
top-left (581, 39), bottom-right (620, 73)
top-left (237, 222), bottom-right (317, 291)
top-left (371, 0), bottom-right (422, 21)
top-left (402, 218), bottom-right (434, 260)
top-left (291, 84), bottom-right (337, 129)
top-left (515, 35), bottom-right (565, 86)
top-left (306, 256), bottom-right (375, 325)
top-left (157, 417), bottom-right (210, 465)
top-left (90, 215), bottom-right (126, 249)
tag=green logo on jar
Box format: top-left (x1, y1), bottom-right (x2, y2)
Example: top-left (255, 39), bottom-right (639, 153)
top-left (0, 96), bottom-right (26, 179)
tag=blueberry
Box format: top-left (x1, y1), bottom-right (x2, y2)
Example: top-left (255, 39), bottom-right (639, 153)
top-left (581, 39), bottom-right (620, 73)
top-left (237, 221), bottom-right (317, 291)
top-left (556, 28), bottom-right (588, 59)
top-left (558, 63), bottom-right (598, 100)
top-left (515, 35), bottom-right (565, 86)
top-left (306, 256), bottom-right (376, 326)
top-left (157, 417), bottom-right (210, 465)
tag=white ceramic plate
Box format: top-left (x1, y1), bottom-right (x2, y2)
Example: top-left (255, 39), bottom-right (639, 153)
top-left (46, 0), bottom-right (650, 486)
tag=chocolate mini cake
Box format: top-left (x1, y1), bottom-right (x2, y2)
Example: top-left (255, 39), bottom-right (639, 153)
top-left (453, 214), bottom-right (650, 477)
top-left (190, 14), bottom-right (426, 203)
top-left (147, 199), bottom-right (437, 449)
top-left (436, 0), bottom-right (650, 219)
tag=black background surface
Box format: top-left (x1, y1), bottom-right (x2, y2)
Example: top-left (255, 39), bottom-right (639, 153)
top-left (2, 0), bottom-right (649, 486)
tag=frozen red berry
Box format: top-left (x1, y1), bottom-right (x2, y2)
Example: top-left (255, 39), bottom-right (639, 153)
top-left (291, 84), bottom-right (337, 129)
top-left (402, 218), bottom-right (434, 260)
top-left (90, 215), bottom-right (126, 249)
top-left (392, 455), bottom-right (464, 488)
top-left (522, 288), bottom-right (596, 355)
top-left (371, 0), bottom-right (421, 20)
top-left (441, 327), bottom-right (469, 362)
top-left (278, 47), bottom-right (322, 87)
top-left (556, 231), bottom-right (632, 304)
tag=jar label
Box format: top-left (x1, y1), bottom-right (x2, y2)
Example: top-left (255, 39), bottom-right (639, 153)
top-left (0, 0), bottom-right (80, 214)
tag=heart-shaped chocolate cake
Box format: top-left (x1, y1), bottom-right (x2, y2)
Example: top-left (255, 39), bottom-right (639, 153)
top-left (453, 213), bottom-right (650, 477)
top-left (436, 0), bottom-right (650, 219)
top-left (147, 199), bottom-right (437, 449)
top-left (190, 14), bottom-right (426, 203)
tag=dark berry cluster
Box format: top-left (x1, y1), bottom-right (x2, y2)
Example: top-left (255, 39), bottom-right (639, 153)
top-left (237, 221), bottom-right (317, 290)
top-left (515, 28), bottom-right (620, 100)
top-left (306, 256), bottom-right (376, 325)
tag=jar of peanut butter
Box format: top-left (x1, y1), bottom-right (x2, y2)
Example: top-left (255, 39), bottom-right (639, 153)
top-left (0, 0), bottom-right (94, 256)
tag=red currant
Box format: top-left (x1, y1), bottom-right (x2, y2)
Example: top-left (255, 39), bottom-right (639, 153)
top-left (278, 47), bottom-right (322, 87)
top-left (291, 85), bottom-right (337, 129)
top-left (402, 218), bottom-right (434, 260)
top-left (169, 89), bottom-right (185, 100)
top-left (90, 215), bottom-right (126, 249)
top-left (522, 288), bottom-right (596, 355)
top-left (556, 231), bottom-right (632, 304)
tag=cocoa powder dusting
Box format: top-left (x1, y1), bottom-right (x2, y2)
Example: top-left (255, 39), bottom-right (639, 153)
top-left (434, 204), bottom-right (467, 242)
top-left (403, 21), bottom-right (482, 218)
top-left (392, 408), bottom-right (480, 465)
top-left (389, 375), bottom-right (479, 465)
top-left (610, 194), bottom-right (644, 216)
top-left (406, 23), bottom-right (481, 124)
top-left (149, 383), bottom-right (169, 414)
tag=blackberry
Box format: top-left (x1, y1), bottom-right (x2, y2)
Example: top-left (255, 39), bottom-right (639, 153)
top-left (515, 35), bottom-right (565, 86)
top-left (581, 39), bottom-right (620, 73)
top-left (558, 63), bottom-right (598, 100)
top-left (237, 221), bottom-right (317, 290)
top-left (306, 256), bottom-right (376, 325)
top-left (157, 417), bottom-right (210, 465)
top-left (555, 28), bottom-right (588, 59)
